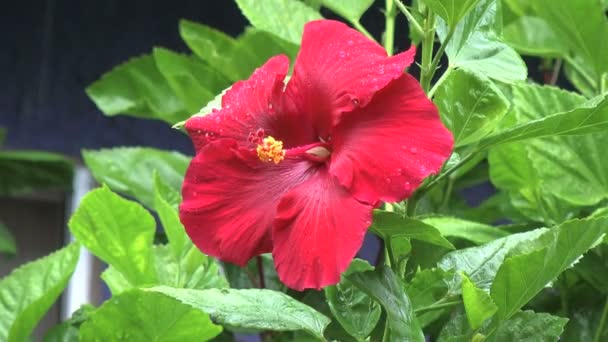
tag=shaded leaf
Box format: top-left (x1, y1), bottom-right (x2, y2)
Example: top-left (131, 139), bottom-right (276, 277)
top-left (0, 222), bottom-right (16, 255)
top-left (503, 16), bottom-right (567, 57)
top-left (348, 265), bottom-right (425, 342)
top-left (149, 286), bottom-right (330, 340)
top-left (325, 259), bottom-right (380, 341)
top-left (153, 47), bottom-right (229, 114)
top-left (406, 268), bottom-right (456, 327)
top-left (153, 172), bottom-right (187, 257)
top-left (371, 210), bottom-right (455, 249)
top-left (422, 217), bottom-right (509, 245)
top-left (0, 151), bottom-right (73, 196)
top-left (0, 243), bottom-right (80, 342)
top-left (80, 289), bottom-right (222, 341)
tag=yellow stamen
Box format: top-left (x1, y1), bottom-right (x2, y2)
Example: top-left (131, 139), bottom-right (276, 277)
top-left (256, 136), bottom-right (285, 164)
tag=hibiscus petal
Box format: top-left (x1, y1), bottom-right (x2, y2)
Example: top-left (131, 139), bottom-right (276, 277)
top-left (186, 55), bottom-right (313, 152)
top-left (272, 168), bottom-right (373, 290)
top-left (329, 73), bottom-right (454, 204)
top-left (285, 20), bottom-right (416, 136)
top-left (180, 139), bottom-right (315, 266)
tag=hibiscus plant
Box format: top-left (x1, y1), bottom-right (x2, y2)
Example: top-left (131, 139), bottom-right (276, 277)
top-left (2, 0), bottom-right (608, 341)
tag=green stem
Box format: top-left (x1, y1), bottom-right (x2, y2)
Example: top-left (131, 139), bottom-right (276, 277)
top-left (352, 20), bottom-right (375, 41)
top-left (420, 151), bottom-right (477, 194)
top-left (394, 0), bottom-right (424, 37)
top-left (384, 0), bottom-right (397, 55)
top-left (405, 191), bottom-right (420, 217)
top-left (414, 299), bottom-right (461, 314)
top-left (594, 297), bottom-right (608, 342)
top-left (428, 66), bottom-right (452, 98)
top-left (427, 27), bottom-right (454, 81)
top-left (419, 9), bottom-right (436, 93)
top-left (440, 177), bottom-right (454, 210)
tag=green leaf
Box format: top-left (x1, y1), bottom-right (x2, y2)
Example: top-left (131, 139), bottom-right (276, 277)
top-left (68, 186), bottom-right (157, 285)
top-left (0, 222), bottom-right (16, 255)
top-left (0, 151), bottom-right (73, 196)
top-left (438, 228), bottom-right (547, 292)
top-left (153, 173), bottom-right (187, 257)
top-left (531, 0), bottom-right (608, 94)
top-left (180, 20), bottom-right (296, 82)
top-left (422, 0), bottom-right (480, 29)
top-left (321, 0), bottom-right (374, 22)
top-left (478, 95), bottom-right (608, 150)
top-left (179, 20), bottom-right (246, 81)
top-left (235, 0), bottom-right (322, 45)
top-left (491, 216), bottom-right (608, 320)
top-left (152, 47), bottom-right (229, 114)
top-left (0, 243), bottom-right (80, 342)
top-left (488, 83), bottom-right (608, 213)
top-left (503, 16), bottom-right (568, 57)
top-left (348, 265), bottom-right (425, 342)
top-left (406, 268), bottom-right (456, 327)
top-left (461, 273), bottom-right (497, 329)
top-left (422, 217), bottom-right (509, 245)
top-left (0, 127), bottom-right (6, 147)
top-left (86, 54), bottom-right (187, 125)
top-left (437, 0), bottom-right (527, 83)
top-left (485, 311), bottom-right (568, 342)
top-left (82, 147), bottom-right (189, 209)
top-left (325, 259), bottom-right (380, 341)
top-left (149, 286), bottom-right (330, 339)
top-left (371, 210), bottom-right (455, 250)
top-left (80, 289), bottom-right (222, 341)
top-left (153, 244), bottom-right (229, 290)
top-left (43, 304), bottom-right (94, 342)
top-left (434, 68), bottom-right (509, 146)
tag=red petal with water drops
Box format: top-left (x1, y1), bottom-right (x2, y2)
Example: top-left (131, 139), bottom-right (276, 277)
top-left (329, 74), bottom-right (454, 204)
top-left (284, 20), bottom-right (416, 137)
top-left (185, 55), bottom-right (313, 152)
top-left (272, 168), bottom-right (373, 290)
top-left (180, 139), bottom-right (315, 266)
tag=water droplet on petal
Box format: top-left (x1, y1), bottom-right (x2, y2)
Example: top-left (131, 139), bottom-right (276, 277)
top-left (410, 147), bottom-right (418, 154)
top-left (339, 51), bottom-right (346, 58)
top-left (347, 40), bottom-right (354, 46)
top-left (385, 177), bottom-right (392, 184)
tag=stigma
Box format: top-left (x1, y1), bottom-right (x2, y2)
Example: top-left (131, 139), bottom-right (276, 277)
top-left (257, 136), bottom-right (285, 164)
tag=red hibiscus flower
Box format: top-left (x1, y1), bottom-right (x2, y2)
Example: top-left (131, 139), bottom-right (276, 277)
top-left (179, 20), bottom-right (453, 290)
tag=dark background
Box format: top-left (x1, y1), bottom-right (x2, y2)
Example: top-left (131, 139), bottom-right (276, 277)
top-left (0, 0), bottom-right (411, 157)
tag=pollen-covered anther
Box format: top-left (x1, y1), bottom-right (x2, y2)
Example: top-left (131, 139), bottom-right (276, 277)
top-left (257, 136), bottom-right (285, 164)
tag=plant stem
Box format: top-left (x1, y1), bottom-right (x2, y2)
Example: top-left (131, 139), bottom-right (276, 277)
top-left (421, 151), bottom-right (477, 194)
top-left (549, 58), bottom-right (563, 85)
top-left (352, 20), bottom-right (375, 41)
top-left (428, 66), bottom-right (452, 98)
top-left (256, 256), bottom-right (266, 289)
top-left (394, 0), bottom-right (424, 37)
top-left (405, 191), bottom-right (420, 217)
top-left (594, 297), bottom-right (608, 342)
top-left (440, 177), bottom-right (454, 210)
top-left (419, 8), bottom-right (436, 93)
top-left (414, 299), bottom-right (461, 314)
top-left (384, 0), bottom-right (397, 55)
top-left (427, 27), bottom-right (454, 81)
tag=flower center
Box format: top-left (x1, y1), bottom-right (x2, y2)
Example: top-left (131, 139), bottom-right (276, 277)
top-left (256, 136), bottom-right (286, 164)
